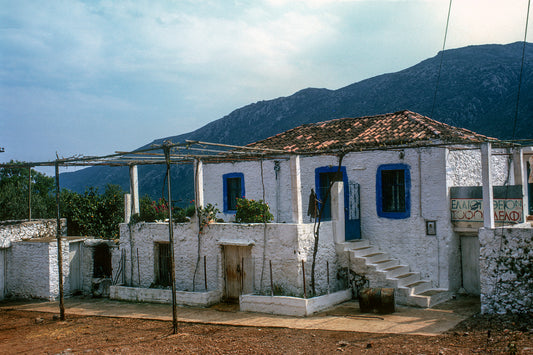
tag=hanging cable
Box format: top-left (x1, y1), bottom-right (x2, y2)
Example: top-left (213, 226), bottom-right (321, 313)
top-left (430, 0), bottom-right (453, 118)
top-left (512, 0), bottom-right (531, 140)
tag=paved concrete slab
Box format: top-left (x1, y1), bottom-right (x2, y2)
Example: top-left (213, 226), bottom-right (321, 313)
top-left (0, 296), bottom-right (479, 336)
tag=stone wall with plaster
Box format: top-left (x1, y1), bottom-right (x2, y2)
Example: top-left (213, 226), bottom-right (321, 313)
top-left (479, 226), bottom-right (533, 314)
top-left (5, 238), bottom-right (69, 300)
top-left (0, 219), bottom-right (67, 248)
top-left (446, 147), bottom-right (512, 187)
top-left (118, 219), bottom-right (340, 298)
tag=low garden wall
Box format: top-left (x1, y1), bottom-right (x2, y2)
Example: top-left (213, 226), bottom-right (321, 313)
top-left (109, 285), bottom-right (222, 307)
top-left (239, 289), bottom-right (352, 317)
top-left (479, 225), bottom-right (533, 314)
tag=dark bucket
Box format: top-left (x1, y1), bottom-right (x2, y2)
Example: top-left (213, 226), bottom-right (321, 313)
top-left (358, 287), bottom-right (395, 314)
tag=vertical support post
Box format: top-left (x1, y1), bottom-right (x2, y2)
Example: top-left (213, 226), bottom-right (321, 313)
top-left (481, 143), bottom-right (495, 228)
top-left (269, 260), bottom-right (274, 296)
top-left (55, 161), bottom-right (65, 321)
top-left (28, 167), bottom-right (32, 221)
top-left (129, 165), bottom-right (140, 216)
top-left (124, 194), bottom-right (132, 223)
top-left (327, 261), bottom-right (330, 294)
top-left (163, 145), bottom-right (178, 334)
top-left (301, 260), bottom-right (307, 299)
top-left (204, 255), bottom-right (207, 291)
top-left (290, 155), bottom-right (303, 224)
top-left (331, 181), bottom-right (345, 244)
top-left (513, 148), bottom-right (529, 219)
top-left (194, 159), bottom-right (204, 207)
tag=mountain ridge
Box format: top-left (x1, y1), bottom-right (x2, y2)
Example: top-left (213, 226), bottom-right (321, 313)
top-left (61, 42), bottom-right (533, 204)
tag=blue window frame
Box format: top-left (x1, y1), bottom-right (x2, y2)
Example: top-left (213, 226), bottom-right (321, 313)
top-left (315, 166), bottom-right (348, 221)
top-left (223, 173), bottom-right (245, 213)
top-left (376, 164), bottom-right (410, 219)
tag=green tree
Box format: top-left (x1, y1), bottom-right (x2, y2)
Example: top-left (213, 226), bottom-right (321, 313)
top-left (60, 184), bottom-right (125, 239)
top-left (0, 163), bottom-right (55, 221)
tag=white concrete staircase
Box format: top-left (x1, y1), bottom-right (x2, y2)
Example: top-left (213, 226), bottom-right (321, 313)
top-left (344, 240), bottom-right (452, 308)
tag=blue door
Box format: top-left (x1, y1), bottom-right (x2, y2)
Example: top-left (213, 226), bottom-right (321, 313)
top-left (315, 167), bottom-right (361, 240)
top-left (346, 182), bottom-right (361, 240)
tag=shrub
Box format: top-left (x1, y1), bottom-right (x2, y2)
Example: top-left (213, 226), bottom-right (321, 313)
top-left (133, 196), bottom-right (191, 223)
top-left (235, 198), bottom-right (273, 223)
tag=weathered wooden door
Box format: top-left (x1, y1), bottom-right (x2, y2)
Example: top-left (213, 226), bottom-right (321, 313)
top-left (69, 242), bottom-right (82, 293)
top-left (461, 235), bottom-right (480, 295)
top-left (223, 245), bottom-right (252, 303)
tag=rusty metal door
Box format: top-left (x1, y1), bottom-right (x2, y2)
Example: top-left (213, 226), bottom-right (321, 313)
top-left (223, 245), bottom-right (252, 303)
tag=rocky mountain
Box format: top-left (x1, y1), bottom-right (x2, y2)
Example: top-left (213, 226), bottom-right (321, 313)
top-left (60, 42), bottom-right (533, 204)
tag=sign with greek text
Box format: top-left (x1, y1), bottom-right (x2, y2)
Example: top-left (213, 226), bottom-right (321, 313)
top-left (450, 198), bottom-right (523, 223)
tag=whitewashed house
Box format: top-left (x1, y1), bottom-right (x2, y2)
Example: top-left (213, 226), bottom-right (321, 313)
top-left (115, 110), bottom-right (531, 312)
top-left (0, 219), bottom-right (117, 301)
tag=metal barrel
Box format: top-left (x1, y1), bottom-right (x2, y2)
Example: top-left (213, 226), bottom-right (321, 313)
top-left (358, 287), bottom-right (395, 314)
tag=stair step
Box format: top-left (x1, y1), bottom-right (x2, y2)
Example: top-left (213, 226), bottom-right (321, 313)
top-left (343, 240), bottom-right (369, 251)
top-left (404, 280), bottom-right (431, 294)
top-left (394, 272), bottom-right (420, 286)
top-left (364, 252), bottom-right (389, 263)
top-left (374, 259), bottom-right (399, 270)
top-left (383, 265), bottom-right (409, 277)
top-left (351, 246), bottom-right (378, 257)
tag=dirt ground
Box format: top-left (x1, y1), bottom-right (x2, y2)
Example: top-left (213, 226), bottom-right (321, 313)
top-left (0, 308), bottom-right (532, 354)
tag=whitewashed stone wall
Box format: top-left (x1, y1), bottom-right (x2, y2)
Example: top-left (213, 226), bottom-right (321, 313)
top-left (118, 219), bottom-right (340, 298)
top-left (6, 239), bottom-right (69, 300)
top-left (479, 226), bottom-right (533, 314)
top-left (0, 219), bottom-right (67, 248)
top-left (446, 147), bottom-right (512, 187)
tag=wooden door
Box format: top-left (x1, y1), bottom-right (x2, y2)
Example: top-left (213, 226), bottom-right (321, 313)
top-left (223, 245), bottom-right (252, 303)
top-left (69, 242), bottom-right (82, 293)
top-left (461, 235), bottom-right (480, 295)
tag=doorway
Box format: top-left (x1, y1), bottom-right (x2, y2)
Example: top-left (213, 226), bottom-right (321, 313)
top-left (460, 235), bottom-right (480, 295)
top-left (69, 241), bottom-right (82, 293)
top-left (223, 245), bottom-right (253, 303)
top-left (315, 166), bottom-right (361, 240)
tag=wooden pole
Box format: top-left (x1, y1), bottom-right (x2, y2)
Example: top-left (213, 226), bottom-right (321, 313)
top-left (302, 260), bottom-right (307, 299)
top-left (164, 145), bottom-right (178, 334)
top-left (327, 261), bottom-right (330, 294)
top-left (136, 248), bottom-right (140, 286)
top-left (269, 260), bottom-right (274, 296)
top-left (55, 161), bottom-right (65, 321)
top-left (28, 167), bottom-right (32, 221)
top-left (204, 255), bottom-right (208, 291)
top-left (241, 257), bottom-right (244, 295)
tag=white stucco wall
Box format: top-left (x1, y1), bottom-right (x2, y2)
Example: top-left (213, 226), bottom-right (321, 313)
top-left (202, 159), bottom-right (293, 223)
top-left (118, 219), bottom-right (340, 298)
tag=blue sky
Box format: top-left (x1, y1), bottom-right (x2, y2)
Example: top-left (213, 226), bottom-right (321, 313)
top-left (1, 0), bottom-right (531, 174)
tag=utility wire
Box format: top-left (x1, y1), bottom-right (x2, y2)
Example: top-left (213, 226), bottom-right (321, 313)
top-left (430, 0), bottom-right (453, 118)
top-left (512, 0), bottom-right (531, 140)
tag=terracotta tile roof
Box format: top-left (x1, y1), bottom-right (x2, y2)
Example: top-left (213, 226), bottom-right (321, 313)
top-left (248, 110), bottom-right (497, 153)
